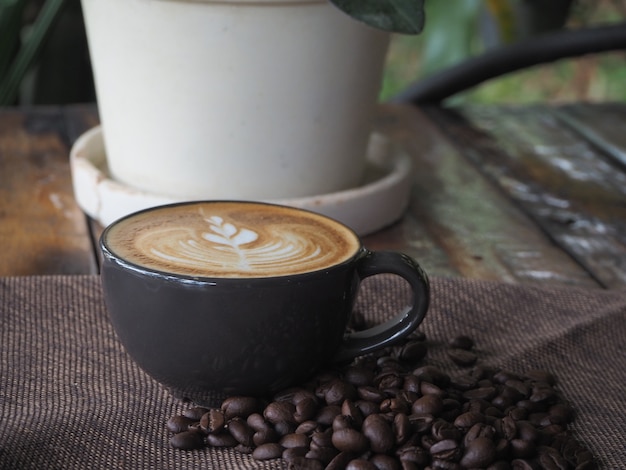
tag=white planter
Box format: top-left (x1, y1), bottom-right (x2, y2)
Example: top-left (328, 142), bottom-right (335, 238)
top-left (81, 0), bottom-right (390, 200)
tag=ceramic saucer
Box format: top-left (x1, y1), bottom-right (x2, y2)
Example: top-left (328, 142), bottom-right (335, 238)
top-left (70, 126), bottom-right (413, 235)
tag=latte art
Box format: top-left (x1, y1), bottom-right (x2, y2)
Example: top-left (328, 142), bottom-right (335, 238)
top-left (104, 202), bottom-right (360, 278)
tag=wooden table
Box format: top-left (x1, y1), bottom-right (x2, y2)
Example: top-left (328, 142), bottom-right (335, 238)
top-left (1, 103), bottom-right (624, 290)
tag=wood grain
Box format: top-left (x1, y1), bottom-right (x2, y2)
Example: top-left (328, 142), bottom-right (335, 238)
top-left (428, 104), bottom-right (626, 288)
top-left (0, 107), bottom-right (96, 275)
top-left (368, 105), bottom-right (599, 288)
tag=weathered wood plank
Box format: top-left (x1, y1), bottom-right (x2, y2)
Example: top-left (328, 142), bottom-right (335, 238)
top-left (554, 103), bottom-right (626, 171)
top-left (0, 107), bottom-right (97, 275)
top-left (431, 104), bottom-right (626, 289)
top-left (364, 105), bottom-right (600, 288)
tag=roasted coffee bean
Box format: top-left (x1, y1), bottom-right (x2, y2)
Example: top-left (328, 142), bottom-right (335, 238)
top-left (511, 458), bottom-right (535, 470)
top-left (510, 438), bottom-right (536, 459)
top-left (397, 445), bottom-right (429, 465)
top-left (430, 458), bottom-right (463, 469)
top-left (199, 409), bottom-right (225, 434)
top-left (292, 388), bottom-right (318, 405)
top-left (356, 399), bottom-right (380, 417)
top-left (234, 443), bottom-right (254, 454)
top-left (549, 403), bottom-right (573, 423)
top-left (375, 371), bottom-right (404, 390)
top-left (166, 415), bottom-right (196, 434)
top-left (491, 394), bottom-right (513, 410)
top-left (282, 446), bottom-right (308, 462)
top-left (525, 369), bottom-right (556, 386)
top-left (346, 459), bottom-right (378, 470)
top-left (221, 396), bottom-right (261, 420)
top-left (342, 399), bottom-right (364, 425)
top-left (253, 428), bottom-right (279, 446)
top-left (274, 420), bottom-right (297, 436)
top-left (431, 419), bottom-right (461, 441)
top-left (315, 405), bottom-right (342, 426)
top-left (380, 396), bottom-right (411, 415)
top-left (517, 399), bottom-right (541, 413)
top-left (344, 364), bottom-right (376, 386)
top-left (411, 394), bottom-right (443, 416)
top-left (247, 413), bottom-right (270, 432)
top-left (429, 439), bottom-right (461, 461)
top-left (273, 387), bottom-right (300, 403)
top-left (227, 417), bottom-right (254, 447)
top-left (402, 374), bottom-right (421, 394)
top-left (370, 453), bottom-right (402, 470)
top-left (460, 436), bottom-right (497, 467)
top-left (453, 410), bottom-right (484, 431)
top-left (294, 396), bottom-right (318, 423)
top-left (206, 431), bottom-right (238, 447)
top-left (397, 339), bottom-right (428, 363)
top-left (377, 354), bottom-right (402, 370)
top-left (495, 415), bottom-right (512, 439)
top-left (182, 406), bottom-right (210, 421)
top-left (170, 430), bottom-right (204, 450)
top-left (530, 386), bottom-right (558, 406)
top-left (538, 445), bottom-right (569, 470)
top-left (494, 438), bottom-right (510, 460)
top-left (324, 379), bottom-right (357, 405)
top-left (449, 335), bottom-right (474, 350)
top-left (464, 422), bottom-right (496, 447)
top-left (393, 413), bottom-right (411, 445)
top-left (280, 432), bottom-right (311, 449)
top-left (167, 334), bottom-right (593, 470)
top-left (517, 420), bottom-right (540, 443)
top-left (332, 414), bottom-right (354, 431)
top-left (252, 442), bottom-right (284, 460)
top-left (447, 348), bottom-right (478, 367)
top-left (264, 401), bottom-right (296, 424)
top-left (358, 385), bottom-right (387, 403)
top-left (408, 413), bottom-right (434, 433)
top-left (295, 420), bottom-right (319, 434)
top-left (486, 461), bottom-right (511, 470)
top-left (419, 381), bottom-right (443, 397)
top-left (286, 456), bottom-right (325, 470)
top-left (505, 379), bottom-right (530, 398)
top-left (463, 386), bottom-right (497, 401)
top-left (305, 446), bottom-right (339, 464)
top-left (332, 428), bottom-right (369, 454)
top-left (421, 434), bottom-right (435, 451)
top-left (311, 428), bottom-right (334, 448)
top-left (362, 413), bottom-right (395, 454)
top-left (412, 366), bottom-right (450, 387)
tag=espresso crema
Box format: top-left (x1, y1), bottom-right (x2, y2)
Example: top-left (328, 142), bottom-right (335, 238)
top-left (103, 202), bottom-right (361, 278)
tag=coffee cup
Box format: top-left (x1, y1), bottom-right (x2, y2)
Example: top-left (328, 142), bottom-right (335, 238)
top-left (99, 201), bottom-right (429, 403)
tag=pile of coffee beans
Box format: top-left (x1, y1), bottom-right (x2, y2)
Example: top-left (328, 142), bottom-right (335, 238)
top-left (167, 332), bottom-right (596, 469)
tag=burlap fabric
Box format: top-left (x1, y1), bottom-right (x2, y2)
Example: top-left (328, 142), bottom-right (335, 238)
top-left (1, 275), bottom-right (625, 469)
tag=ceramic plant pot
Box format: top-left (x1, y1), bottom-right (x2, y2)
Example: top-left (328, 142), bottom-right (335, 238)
top-left (81, 0), bottom-right (390, 200)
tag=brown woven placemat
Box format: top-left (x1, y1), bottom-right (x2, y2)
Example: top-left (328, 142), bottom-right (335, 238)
top-left (1, 275), bottom-right (625, 469)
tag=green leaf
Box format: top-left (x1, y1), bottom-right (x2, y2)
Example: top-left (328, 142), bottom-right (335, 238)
top-left (328, 0), bottom-right (425, 35)
top-left (418, 0), bottom-right (482, 76)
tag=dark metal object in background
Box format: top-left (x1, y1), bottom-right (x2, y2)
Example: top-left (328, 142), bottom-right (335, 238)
top-left (393, 22), bottom-right (626, 104)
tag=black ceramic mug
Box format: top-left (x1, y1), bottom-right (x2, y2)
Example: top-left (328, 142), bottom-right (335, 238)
top-left (100, 201), bottom-right (429, 403)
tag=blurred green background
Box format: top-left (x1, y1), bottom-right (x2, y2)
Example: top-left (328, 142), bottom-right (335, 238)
top-left (1, 0), bottom-right (625, 106)
top-left (381, 0), bottom-right (626, 103)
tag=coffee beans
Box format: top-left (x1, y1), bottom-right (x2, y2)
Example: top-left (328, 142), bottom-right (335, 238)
top-left (168, 332), bottom-right (596, 469)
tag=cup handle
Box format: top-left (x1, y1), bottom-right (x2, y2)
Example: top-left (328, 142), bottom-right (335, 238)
top-left (333, 250), bottom-right (430, 364)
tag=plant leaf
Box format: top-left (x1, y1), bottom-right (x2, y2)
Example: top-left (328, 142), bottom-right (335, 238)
top-left (328, 0), bottom-right (425, 35)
